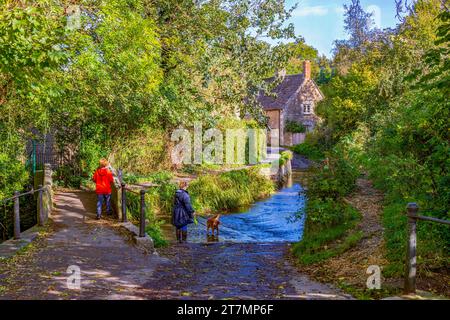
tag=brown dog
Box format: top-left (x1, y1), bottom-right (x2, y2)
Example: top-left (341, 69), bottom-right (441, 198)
top-left (206, 214), bottom-right (221, 236)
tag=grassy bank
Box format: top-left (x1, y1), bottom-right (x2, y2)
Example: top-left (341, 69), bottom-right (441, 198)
top-left (381, 200), bottom-right (450, 278)
top-left (188, 166), bottom-right (275, 214)
top-left (293, 200), bottom-right (362, 265)
top-left (292, 144), bottom-right (361, 265)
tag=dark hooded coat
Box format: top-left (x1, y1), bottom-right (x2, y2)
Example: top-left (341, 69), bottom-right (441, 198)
top-left (172, 189), bottom-right (195, 228)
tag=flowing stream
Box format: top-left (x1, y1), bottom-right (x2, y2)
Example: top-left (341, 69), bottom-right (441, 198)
top-left (183, 171), bottom-right (306, 243)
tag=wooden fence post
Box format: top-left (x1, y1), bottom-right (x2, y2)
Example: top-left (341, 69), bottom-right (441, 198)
top-left (37, 185), bottom-right (45, 226)
top-left (13, 191), bottom-right (20, 239)
top-left (405, 202), bottom-right (418, 294)
top-left (121, 183), bottom-right (127, 222)
top-left (139, 190), bottom-right (146, 237)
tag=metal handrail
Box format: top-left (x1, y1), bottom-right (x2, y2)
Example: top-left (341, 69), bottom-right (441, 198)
top-left (123, 187), bottom-right (141, 195)
top-left (1, 186), bottom-right (48, 204)
top-left (413, 214), bottom-right (450, 225)
top-left (1, 185), bottom-right (50, 240)
top-left (118, 174), bottom-right (159, 238)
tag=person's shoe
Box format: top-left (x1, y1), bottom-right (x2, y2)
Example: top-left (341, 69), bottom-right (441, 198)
top-left (176, 230), bottom-right (182, 243)
top-left (96, 215), bottom-right (101, 220)
top-left (181, 231), bottom-right (187, 242)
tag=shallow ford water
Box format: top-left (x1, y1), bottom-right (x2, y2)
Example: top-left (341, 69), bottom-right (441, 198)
top-left (185, 176), bottom-right (306, 243)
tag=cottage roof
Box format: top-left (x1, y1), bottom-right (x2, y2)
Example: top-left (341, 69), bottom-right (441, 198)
top-left (257, 74), bottom-right (304, 110)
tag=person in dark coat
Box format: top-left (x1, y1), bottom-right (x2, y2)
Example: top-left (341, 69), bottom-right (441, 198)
top-left (173, 180), bottom-right (195, 243)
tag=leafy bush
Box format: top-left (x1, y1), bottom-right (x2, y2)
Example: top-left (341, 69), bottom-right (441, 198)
top-left (307, 156), bottom-right (359, 201)
top-left (285, 120), bottom-right (306, 133)
top-left (382, 200), bottom-right (450, 277)
top-left (294, 146), bottom-right (360, 264)
top-left (279, 150), bottom-right (293, 166)
top-left (0, 150), bottom-right (34, 241)
top-left (110, 127), bottom-right (170, 175)
top-left (146, 222), bottom-right (169, 247)
top-left (0, 152), bottom-right (29, 199)
top-left (303, 199), bottom-right (358, 231)
top-left (294, 201), bottom-right (361, 264)
top-left (291, 142), bottom-right (325, 161)
top-left (54, 165), bottom-right (83, 188)
top-left (188, 167), bottom-right (274, 214)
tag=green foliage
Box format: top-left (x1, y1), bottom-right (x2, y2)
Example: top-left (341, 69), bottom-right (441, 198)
top-left (294, 228), bottom-right (362, 265)
top-left (1, 0), bottom-right (298, 195)
top-left (285, 120), bottom-right (306, 134)
top-left (0, 152), bottom-right (28, 199)
top-left (303, 199), bottom-right (359, 232)
top-left (124, 171), bottom-right (177, 246)
top-left (291, 142), bottom-right (325, 161)
top-left (293, 142), bottom-right (360, 264)
top-left (278, 150), bottom-right (293, 167)
top-left (293, 202), bottom-right (361, 264)
top-left (381, 200), bottom-right (449, 277)
top-left (283, 40), bottom-right (319, 76)
top-left (302, 0), bottom-right (449, 274)
top-left (53, 165), bottom-right (82, 188)
top-left (0, 0), bottom-right (68, 197)
top-left (307, 154), bottom-right (359, 201)
top-left (337, 281), bottom-right (401, 300)
top-left (146, 222), bottom-right (169, 248)
top-left (188, 167), bottom-right (274, 214)
top-left (110, 127), bottom-right (169, 175)
top-left (317, 65), bottom-right (379, 142)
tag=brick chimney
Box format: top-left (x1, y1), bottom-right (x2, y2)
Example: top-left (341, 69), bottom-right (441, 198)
top-left (303, 60), bottom-right (311, 80)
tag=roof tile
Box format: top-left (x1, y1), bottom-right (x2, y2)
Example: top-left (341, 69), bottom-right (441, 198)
top-left (257, 74), bottom-right (304, 110)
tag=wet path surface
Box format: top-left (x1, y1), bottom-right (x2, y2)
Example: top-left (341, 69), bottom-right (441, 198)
top-left (140, 242), bottom-right (351, 300)
top-left (0, 187), bottom-right (351, 300)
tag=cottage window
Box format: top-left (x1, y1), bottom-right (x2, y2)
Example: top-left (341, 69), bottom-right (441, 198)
top-left (303, 104), bottom-right (312, 114)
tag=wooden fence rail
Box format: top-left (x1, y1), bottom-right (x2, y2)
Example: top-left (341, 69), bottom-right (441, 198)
top-left (404, 202), bottom-right (450, 294)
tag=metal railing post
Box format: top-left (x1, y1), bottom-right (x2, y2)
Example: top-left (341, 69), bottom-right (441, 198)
top-left (139, 190), bottom-right (146, 237)
top-left (121, 183), bottom-right (127, 222)
top-left (13, 191), bottom-right (20, 239)
top-left (404, 202), bottom-right (418, 294)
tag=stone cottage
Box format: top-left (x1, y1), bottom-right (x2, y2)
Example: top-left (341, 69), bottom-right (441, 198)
top-left (257, 61), bottom-right (324, 146)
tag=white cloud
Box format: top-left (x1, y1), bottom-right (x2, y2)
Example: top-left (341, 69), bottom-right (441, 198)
top-left (335, 6), bottom-right (345, 15)
top-left (367, 5), bottom-right (382, 29)
top-left (293, 6), bottom-right (329, 17)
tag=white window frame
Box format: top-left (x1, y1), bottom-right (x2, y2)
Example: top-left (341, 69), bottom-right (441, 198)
top-left (303, 103), bottom-right (312, 115)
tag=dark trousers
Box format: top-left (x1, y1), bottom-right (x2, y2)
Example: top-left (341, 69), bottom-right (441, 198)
top-left (97, 194), bottom-right (112, 217)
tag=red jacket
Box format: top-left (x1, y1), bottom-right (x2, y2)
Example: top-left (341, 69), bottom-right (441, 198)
top-left (93, 167), bottom-right (114, 194)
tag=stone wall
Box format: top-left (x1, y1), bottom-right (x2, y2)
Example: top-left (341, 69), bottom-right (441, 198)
top-left (283, 79), bottom-right (323, 146)
top-left (259, 155), bottom-right (292, 188)
top-left (34, 163), bottom-right (53, 225)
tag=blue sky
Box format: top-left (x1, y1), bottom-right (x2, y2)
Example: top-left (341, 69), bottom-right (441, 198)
top-left (282, 0), bottom-right (400, 57)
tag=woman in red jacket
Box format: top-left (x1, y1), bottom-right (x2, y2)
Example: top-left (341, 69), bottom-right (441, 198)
top-left (92, 159), bottom-right (114, 220)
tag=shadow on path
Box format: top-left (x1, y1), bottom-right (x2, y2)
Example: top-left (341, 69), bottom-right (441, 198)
top-left (0, 190), bottom-right (351, 300)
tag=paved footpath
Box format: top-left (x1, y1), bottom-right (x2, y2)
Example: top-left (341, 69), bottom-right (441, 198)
top-left (0, 191), bottom-right (351, 300)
